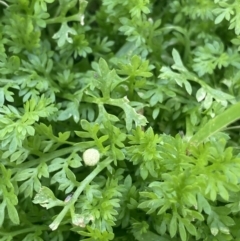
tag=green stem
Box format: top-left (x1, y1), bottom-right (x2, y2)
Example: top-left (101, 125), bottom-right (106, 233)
top-left (185, 116), bottom-right (193, 137)
top-left (46, 14), bottom-right (81, 24)
top-left (223, 125), bottom-right (240, 130)
top-left (49, 157), bottom-right (113, 230)
top-left (161, 25), bottom-right (191, 64)
top-left (12, 146), bottom-right (77, 174)
top-left (129, 76), bottom-right (135, 99)
top-left (0, 226), bottom-right (48, 237)
top-left (12, 140), bottom-right (95, 174)
top-left (0, 1), bottom-right (8, 7)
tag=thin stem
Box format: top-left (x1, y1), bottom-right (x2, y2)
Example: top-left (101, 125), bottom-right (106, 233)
top-left (11, 146), bottom-right (77, 174)
top-left (0, 1), bottom-right (8, 7)
top-left (129, 76), bottom-right (135, 99)
top-left (0, 226), bottom-right (48, 237)
top-left (49, 157), bottom-right (113, 230)
top-left (223, 125), bottom-right (240, 130)
top-left (12, 140), bottom-right (96, 174)
top-left (46, 14), bottom-right (81, 25)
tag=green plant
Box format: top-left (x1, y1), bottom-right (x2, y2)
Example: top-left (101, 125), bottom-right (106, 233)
top-left (1, 0), bottom-right (240, 240)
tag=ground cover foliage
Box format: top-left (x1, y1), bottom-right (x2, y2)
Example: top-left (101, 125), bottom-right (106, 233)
top-left (1, 0), bottom-right (240, 240)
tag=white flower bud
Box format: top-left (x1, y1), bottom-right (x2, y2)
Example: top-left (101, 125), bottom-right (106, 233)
top-left (83, 148), bottom-right (100, 166)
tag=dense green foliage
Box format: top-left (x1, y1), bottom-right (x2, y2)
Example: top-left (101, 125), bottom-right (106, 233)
top-left (1, 0), bottom-right (240, 240)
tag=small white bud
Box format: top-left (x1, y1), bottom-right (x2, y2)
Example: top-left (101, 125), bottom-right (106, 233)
top-left (148, 18), bottom-right (153, 23)
top-left (80, 15), bottom-right (85, 26)
top-left (83, 148), bottom-right (100, 166)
